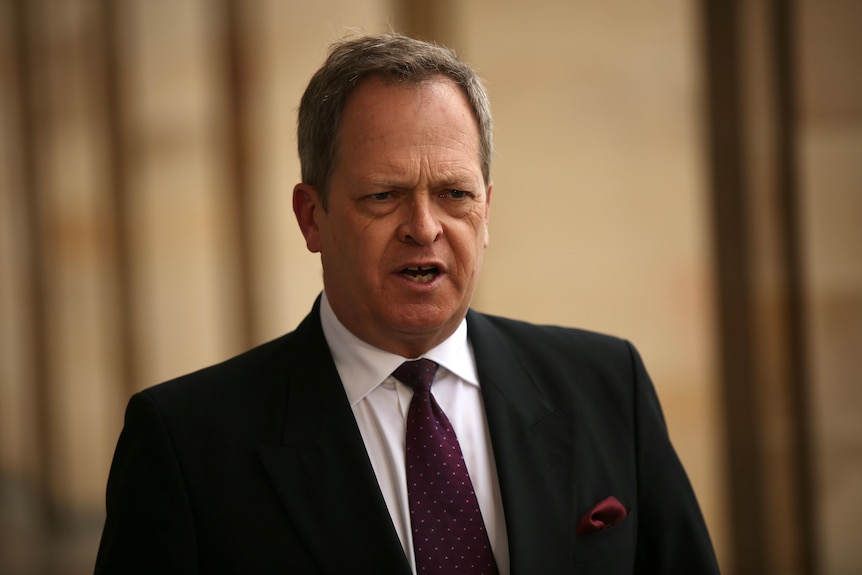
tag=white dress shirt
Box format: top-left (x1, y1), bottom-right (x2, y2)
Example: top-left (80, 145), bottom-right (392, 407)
top-left (319, 293), bottom-right (509, 574)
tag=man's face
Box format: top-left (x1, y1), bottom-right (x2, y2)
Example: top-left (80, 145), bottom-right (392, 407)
top-left (293, 76), bottom-right (491, 358)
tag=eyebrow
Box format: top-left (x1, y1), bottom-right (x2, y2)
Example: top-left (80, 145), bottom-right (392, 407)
top-left (366, 171), bottom-right (480, 191)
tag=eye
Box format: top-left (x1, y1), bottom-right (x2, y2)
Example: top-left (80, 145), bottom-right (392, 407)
top-left (369, 192), bottom-right (393, 201)
top-left (442, 189), bottom-right (469, 199)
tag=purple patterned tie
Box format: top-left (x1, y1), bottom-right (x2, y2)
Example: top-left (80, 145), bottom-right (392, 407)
top-left (393, 359), bottom-right (499, 574)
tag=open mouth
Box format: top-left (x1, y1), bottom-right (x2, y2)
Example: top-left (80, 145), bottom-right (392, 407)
top-left (400, 265), bottom-right (440, 284)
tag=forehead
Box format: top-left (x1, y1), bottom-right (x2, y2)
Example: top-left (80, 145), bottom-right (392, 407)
top-left (344, 73), bottom-right (470, 114)
top-left (336, 76), bottom-right (483, 180)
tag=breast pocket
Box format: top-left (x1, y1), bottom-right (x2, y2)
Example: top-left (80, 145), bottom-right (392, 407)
top-left (571, 508), bottom-right (636, 573)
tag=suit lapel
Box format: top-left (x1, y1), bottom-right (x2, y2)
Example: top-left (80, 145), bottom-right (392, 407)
top-left (257, 302), bottom-right (411, 575)
top-left (256, 304), bottom-right (578, 574)
top-left (468, 311), bottom-right (578, 574)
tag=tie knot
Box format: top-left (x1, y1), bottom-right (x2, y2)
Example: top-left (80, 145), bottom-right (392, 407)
top-left (392, 359), bottom-right (438, 393)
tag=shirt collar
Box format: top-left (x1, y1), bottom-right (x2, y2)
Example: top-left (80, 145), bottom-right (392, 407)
top-left (319, 291), bottom-right (479, 406)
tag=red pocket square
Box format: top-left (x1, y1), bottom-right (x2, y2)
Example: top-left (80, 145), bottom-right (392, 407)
top-left (577, 496), bottom-right (628, 536)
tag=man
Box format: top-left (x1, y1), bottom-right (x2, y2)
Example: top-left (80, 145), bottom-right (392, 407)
top-left (95, 33), bottom-right (719, 574)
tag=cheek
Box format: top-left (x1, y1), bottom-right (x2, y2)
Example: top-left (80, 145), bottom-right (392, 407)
top-left (451, 231), bottom-right (486, 272)
top-left (472, 217), bottom-right (490, 253)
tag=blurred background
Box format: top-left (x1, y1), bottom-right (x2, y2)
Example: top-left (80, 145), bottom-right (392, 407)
top-left (0, 0), bottom-right (859, 573)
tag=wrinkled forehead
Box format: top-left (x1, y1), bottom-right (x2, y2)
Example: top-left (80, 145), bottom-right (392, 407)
top-left (335, 75), bottom-right (483, 178)
top-left (342, 72), bottom-right (477, 129)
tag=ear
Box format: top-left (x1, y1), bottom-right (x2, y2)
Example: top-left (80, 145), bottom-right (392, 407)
top-left (293, 183), bottom-right (323, 253)
top-left (483, 182), bottom-right (492, 248)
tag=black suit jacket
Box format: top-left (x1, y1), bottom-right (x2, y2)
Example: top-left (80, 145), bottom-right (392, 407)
top-left (95, 300), bottom-right (719, 574)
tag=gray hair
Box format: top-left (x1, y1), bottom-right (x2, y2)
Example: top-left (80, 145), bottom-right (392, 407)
top-left (297, 32), bottom-right (493, 208)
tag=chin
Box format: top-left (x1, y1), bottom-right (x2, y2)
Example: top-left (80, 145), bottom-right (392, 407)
top-left (387, 305), bottom-right (462, 335)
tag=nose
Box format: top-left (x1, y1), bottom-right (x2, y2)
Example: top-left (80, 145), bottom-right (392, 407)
top-left (399, 194), bottom-right (443, 246)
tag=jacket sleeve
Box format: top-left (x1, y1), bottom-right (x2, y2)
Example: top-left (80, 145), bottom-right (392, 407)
top-left (95, 391), bottom-right (199, 574)
top-left (627, 341), bottom-right (721, 574)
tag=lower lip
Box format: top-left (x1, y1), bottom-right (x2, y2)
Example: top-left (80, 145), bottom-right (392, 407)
top-left (395, 272), bottom-right (444, 290)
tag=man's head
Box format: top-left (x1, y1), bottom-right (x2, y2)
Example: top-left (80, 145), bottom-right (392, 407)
top-left (293, 33), bottom-right (494, 358)
top-left (296, 32), bottom-right (493, 209)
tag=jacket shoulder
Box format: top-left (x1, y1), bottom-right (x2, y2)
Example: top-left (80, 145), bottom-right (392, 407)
top-left (468, 310), bottom-right (633, 365)
top-left (143, 332), bottom-right (294, 401)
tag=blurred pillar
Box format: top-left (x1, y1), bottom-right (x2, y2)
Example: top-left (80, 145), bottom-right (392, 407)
top-left (796, 1), bottom-right (862, 573)
top-left (219, 0), bottom-right (256, 349)
top-left (392, 0), bottom-right (460, 48)
top-left (4, 0), bottom-right (127, 525)
top-left (99, 0), bottom-right (139, 401)
top-left (3, 0), bottom-right (54, 527)
top-left (701, 1), bottom-right (815, 573)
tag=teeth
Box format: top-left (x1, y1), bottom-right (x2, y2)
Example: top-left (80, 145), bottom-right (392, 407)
top-left (407, 273), bottom-right (434, 283)
top-left (403, 265), bottom-right (438, 283)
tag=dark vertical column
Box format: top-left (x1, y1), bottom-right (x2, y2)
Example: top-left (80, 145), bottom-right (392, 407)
top-left (773, 1), bottom-right (816, 573)
top-left (221, 0), bottom-right (255, 348)
top-left (10, 0), bottom-right (55, 524)
top-left (701, 0), bottom-right (815, 573)
top-left (100, 0), bottom-right (139, 400)
top-left (393, 0), bottom-right (459, 48)
top-left (700, 2), bottom-right (767, 573)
